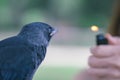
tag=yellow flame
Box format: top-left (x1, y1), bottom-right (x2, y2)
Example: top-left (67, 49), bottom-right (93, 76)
top-left (91, 25), bottom-right (99, 32)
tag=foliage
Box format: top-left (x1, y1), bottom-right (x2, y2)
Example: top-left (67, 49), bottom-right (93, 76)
top-left (0, 0), bottom-right (115, 30)
top-left (80, 0), bottom-right (114, 27)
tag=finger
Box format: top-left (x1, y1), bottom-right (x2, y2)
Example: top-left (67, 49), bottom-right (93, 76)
top-left (109, 57), bottom-right (120, 69)
top-left (108, 68), bottom-right (120, 78)
top-left (74, 70), bottom-right (95, 80)
top-left (106, 77), bottom-right (120, 80)
top-left (105, 33), bottom-right (120, 45)
top-left (105, 33), bottom-right (115, 45)
top-left (88, 68), bottom-right (120, 78)
top-left (74, 70), bottom-right (99, 80)
top-left (90, 46), bottom-right (114, 57)
top-left (90, 45), bottom-right (120, 57)
top-left (87, 68), bottom-right (108, 77)
top-left (89, 55), bottom-right (120, 69)
top-left (88, 55), bottom-right (112, 68)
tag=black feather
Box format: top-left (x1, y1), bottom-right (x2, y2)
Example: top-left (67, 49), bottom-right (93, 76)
top-left (0, 22), bottom-right (56, 80)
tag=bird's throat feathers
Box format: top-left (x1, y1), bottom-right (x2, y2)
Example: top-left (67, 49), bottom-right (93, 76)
top-left (18, 31), bottom-right (48, 47)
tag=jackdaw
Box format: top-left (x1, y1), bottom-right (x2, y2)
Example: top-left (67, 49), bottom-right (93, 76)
top-left (0, 22), bottom-right (56, 80)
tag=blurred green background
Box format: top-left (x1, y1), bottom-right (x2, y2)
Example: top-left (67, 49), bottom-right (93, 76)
top-left (0, 0), bottom-right (114, 80)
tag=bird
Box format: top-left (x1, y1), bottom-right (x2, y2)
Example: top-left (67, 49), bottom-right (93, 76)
top-left (0, 22), bottom-right (56, 80)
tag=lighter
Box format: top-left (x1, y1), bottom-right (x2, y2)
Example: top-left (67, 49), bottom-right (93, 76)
top-left (96, 34), bottom-right (108, 45)
top-left (90, 25), bottom-right (108, 45)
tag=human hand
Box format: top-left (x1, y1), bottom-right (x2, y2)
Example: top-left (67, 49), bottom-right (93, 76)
top-left (74, 70), bottom-right (100, 80)
top-left (88, 34), bottom-right (120, 79)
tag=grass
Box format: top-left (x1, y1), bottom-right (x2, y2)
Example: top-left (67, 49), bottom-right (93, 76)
top-left (33, 66), bottom-right (82, 80)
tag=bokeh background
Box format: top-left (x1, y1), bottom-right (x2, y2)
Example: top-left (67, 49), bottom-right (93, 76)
top-left (0, 0), bottom-right (114, 80)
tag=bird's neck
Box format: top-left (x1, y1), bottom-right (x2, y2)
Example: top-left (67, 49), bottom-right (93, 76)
top-left (17, 33), bottom-right (48, 47)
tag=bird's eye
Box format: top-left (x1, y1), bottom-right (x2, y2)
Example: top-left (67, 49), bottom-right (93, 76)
top-left (48, 27), bottom-right (53, 34)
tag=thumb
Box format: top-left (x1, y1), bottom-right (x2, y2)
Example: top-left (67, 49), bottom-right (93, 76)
top-left (105, 33), bottom-right (120, 45)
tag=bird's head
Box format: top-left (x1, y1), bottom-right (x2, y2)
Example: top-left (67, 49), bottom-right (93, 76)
top-left (18, 22), bottom-right (57, 46)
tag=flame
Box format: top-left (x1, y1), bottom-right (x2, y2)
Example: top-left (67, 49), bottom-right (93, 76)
top-left (91, 25), bottom-right (99, 32)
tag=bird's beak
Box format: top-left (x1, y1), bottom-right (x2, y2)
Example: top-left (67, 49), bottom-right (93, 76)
top-left (50, 28), bottom-right (58, 36)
